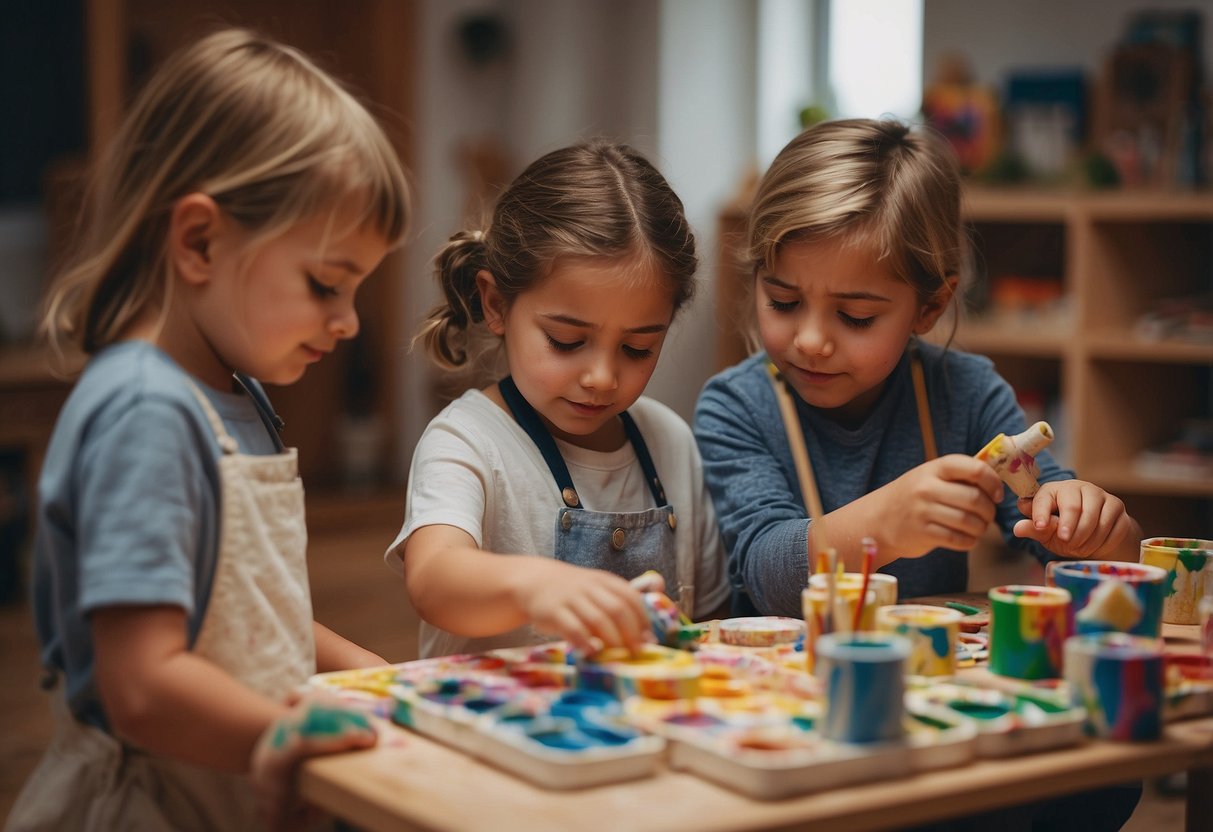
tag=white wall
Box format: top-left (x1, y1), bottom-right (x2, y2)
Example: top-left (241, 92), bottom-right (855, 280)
top-left (651, 0), bottom-right (758, 420)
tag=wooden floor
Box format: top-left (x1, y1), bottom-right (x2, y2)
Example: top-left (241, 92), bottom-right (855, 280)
top-left (0, 495), bottom-right (1186, 828)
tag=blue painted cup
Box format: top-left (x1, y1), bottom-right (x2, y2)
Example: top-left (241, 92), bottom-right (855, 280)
top-left (814, 632), bottom-right (909, 744)
top-left (1049, 561), bottom-right (1167, 638)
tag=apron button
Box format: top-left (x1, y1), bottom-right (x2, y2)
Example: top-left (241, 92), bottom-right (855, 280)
top-left (562, 487), bottom-right (580, 507)
top-left (561, 513), bottom-right (572, 531)
top-left (667, 513), bottom-right (678, 530)
top-left (611, 528), bottom-right (626, 550)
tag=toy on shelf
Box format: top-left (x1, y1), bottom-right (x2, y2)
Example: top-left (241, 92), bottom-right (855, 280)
top-left (975, 421), bottom-right (1054, 498)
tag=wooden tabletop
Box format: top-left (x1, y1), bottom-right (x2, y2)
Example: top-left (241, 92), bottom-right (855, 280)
top-left (300, 622), bottom-right (1213, 832)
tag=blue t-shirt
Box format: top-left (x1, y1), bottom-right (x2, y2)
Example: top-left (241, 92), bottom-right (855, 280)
top-left (32, 341), bottom-right (281, 729)
top-left (693, 343), bottom-right (1072, 616)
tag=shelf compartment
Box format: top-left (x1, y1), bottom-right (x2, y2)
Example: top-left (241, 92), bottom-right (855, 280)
top-left (1083, 220), bottom-right (1212, 336)
top-left (1080, 359), bottom-right (1210, 473)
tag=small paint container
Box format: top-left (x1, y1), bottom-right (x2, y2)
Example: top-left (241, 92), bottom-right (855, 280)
top-left (875, 604), bottom-right (963, 678)
top-left (814, 632), bottom-right (909, 744)
top-left (801, 586), bottom-right (876, 672)
top-left (719, 616), bottom-right (806, 648)
top-left (1049, 560), bottom-right (1167, 638)
top-left (1140, 538), bottom-right (1213, 625)
top-left (808, 571), bottom-right (899, 609)
top-left (988, 585), bottom-right (1071, 680)
top-left (1064, 633), bottom-right (1165, 741)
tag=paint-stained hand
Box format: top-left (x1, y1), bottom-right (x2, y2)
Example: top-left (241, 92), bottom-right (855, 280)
top-left (1013, 479), bottom-right (1136, 559)
top-left (516, 559), bottom-right (654, 653)
top-left (250, 694), bottom-right (377, 831)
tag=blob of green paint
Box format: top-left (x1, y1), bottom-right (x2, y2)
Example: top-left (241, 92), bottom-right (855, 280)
top-left (298, 707), bottom-right (371, 740)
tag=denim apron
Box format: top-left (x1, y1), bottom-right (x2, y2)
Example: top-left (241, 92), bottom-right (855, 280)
top-left (7, 377), bottom-right (314, 832)
top-left (498, 377), bottom-right (692, 615)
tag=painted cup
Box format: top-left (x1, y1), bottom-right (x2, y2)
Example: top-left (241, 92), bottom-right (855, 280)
top-left (801, 586), bottom-right (875, 672)
top-left (1064, 633), bottom-right (1164, 741)
top-left (814, 632), bottom-right (909, 744)
top-left (1048, 560), bottom-right (1167, 638)
top-left (1140, 538), bottom-right (1213, 625)
top-left (808, 571), bottom-right (899, 610)
top-left (875, 604), bottom-right (963, 678)
top-left (987, 585), bottom-right (1071, 679)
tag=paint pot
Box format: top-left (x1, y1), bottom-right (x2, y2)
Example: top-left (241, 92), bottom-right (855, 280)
top-left (814, 632), bottom-right (909, 744)
top-left (987, 585), bottom-right (1071, 680)
top-left (808, 571), bottom-right (899, 609)
top-left (1140, 538), bottom-right (1213, 625)
top-left (1048, 560), bottom-right (1167, 638)
top-left (719, 616), bottom-right (805, 648)
top-left (875, 604), bottom-right (963, 678)
top-left (1064, 633), bottom-right (1164, 741)
top-left (801, 586), bottom-right (875, 672)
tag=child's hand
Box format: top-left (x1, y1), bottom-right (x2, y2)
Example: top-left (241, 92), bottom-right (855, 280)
top-left (877, 455), bottom-right (1004, 557)
top-left (517, 559), bottom-right (653, 653)
top-left (1013, 479), bottom-right (1134, 558)
top-left (250, 693), bottom-right (377, 831)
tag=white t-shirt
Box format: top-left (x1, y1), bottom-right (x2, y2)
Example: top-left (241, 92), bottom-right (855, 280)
top-left (387, 389), bottom-right (729, 658)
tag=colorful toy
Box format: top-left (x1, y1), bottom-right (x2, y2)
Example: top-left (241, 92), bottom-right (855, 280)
top-left (975, 421), bottom-right (1054, 498)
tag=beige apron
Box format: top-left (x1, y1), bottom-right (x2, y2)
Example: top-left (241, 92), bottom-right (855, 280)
top-left (8, 382), bottom-right (316, 832)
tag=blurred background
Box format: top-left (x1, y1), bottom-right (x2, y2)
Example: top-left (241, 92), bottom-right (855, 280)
top-left (0, 2), bottom-right (1209, 825)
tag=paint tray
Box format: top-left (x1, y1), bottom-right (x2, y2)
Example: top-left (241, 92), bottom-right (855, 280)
top-left (1164, 653), bottom-right (1213, 721)
top-left (663, 723), bottom-right (913, 800)
top-left (623, 694), bottom-right (972, 799)
top-left (908, 682), bottom-right (1085, 757)
top-left (392, 681), bottom-right (664, 789)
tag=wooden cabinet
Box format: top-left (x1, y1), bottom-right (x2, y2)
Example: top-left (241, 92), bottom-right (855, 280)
top-left (35, 0), bottom-right (417, 487)
top-left (713, 187), bottom-right (1213, 539)
top-left (957, 188), bottom-right (1213, 538)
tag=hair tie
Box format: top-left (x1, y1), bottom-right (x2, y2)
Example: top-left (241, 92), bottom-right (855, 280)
top-left (469, 229), bottom-right (485, 243)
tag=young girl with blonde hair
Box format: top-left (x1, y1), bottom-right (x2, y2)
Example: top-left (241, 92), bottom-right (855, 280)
top-left (391, 141), bottom-right (729, 658)
top-left (10, 29), bottom-right (409, 830)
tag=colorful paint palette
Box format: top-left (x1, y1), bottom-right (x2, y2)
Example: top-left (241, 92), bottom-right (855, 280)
top-left (907, 681), bottom-right (1086, 757)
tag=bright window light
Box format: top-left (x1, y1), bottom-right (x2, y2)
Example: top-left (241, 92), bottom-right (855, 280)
top-left (828, 0), bottom-right (922, 120)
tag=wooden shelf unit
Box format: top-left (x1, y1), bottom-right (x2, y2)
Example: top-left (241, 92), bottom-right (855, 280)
top-left (960, 187), bottom-right (1213, 539)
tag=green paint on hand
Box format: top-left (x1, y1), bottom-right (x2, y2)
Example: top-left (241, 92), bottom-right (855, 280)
top-left (945, 601), bottom-right (982, 616)
top-left (270, 723), bottom-right (291, 750)
top-left (298, 707), bottom-right (371, 739)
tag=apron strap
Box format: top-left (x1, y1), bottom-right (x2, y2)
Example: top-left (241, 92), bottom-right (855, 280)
top-left (184, 380), bottom-right (240, 455)
top-left (619, 411), bottom-right (669, 507)
top-left (767, 345), bottom-right (937, 520)
top-left (233, 373), bottom-right (286, 452)
top-left (907, 340), bottom-right (938, 461)
top-left (497, 376), bottom-right (668, 510)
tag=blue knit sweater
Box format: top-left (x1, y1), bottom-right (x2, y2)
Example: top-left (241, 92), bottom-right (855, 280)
top-left (693, 342), bottom-right (1070, 616)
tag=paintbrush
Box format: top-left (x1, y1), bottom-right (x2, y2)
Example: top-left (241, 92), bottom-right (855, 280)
top-left (853, 537), bottom-right (876, 632)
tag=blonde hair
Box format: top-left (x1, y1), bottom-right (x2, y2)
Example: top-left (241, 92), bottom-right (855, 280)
top-left (417, 141), bottom-right (697, 370)
top-left (43, 28), bottom-right (410, 356)
top-left (749, 118), bottom-right (964, 308)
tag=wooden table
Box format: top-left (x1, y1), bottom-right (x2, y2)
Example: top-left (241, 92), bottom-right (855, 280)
top-left (300, 624), bottom-right (1213, 832)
